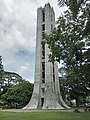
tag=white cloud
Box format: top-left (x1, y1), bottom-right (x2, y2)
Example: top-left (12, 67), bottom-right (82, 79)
top-left (0, 0), bottom-right (36, 54)
top-left (0, 0), bottom-right (36, 83)
top-left (17, 64), bottom-right (30, 74)
top-left (0, 0), bottom-right (64, 83)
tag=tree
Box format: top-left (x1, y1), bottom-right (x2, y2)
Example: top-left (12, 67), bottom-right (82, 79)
top-left (0, 56), bottom-right (4, 72)
top-left (0, 80), bottom-right (33, 109)
top-left (46, 0), bottom-right (90, 106)
top-left (0, 71), bottom-right (23, 101)
top-left (0, 56), bottom-right (34, 108)
top-left (58, 0), bottom-right (90, 30)
top-left (0, 56), bottom-right (23, 99)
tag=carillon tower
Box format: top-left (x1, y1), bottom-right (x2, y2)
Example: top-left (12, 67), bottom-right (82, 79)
top-left (24, 3), bottom-right (69, 109)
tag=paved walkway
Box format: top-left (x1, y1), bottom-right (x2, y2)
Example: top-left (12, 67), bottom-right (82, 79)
top-left (0, 108), bottom-right (85, 112)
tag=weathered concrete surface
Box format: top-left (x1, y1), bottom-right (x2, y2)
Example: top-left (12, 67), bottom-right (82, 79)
top-left (23, 3), bottom-right (69, 110)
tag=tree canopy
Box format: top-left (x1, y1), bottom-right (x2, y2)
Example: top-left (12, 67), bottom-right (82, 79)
top-left (0, 80), bottom-right (33, 109)
top-left (46, 0), bottom-right (90, 106)
top-left (0, 56), bottom-right (34, 108)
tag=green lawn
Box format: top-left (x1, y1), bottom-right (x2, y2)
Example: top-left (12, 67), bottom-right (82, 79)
top-left (0, 111), bottom-right (90, 120)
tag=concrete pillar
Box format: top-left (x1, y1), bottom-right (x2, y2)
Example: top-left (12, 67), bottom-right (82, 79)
top-left (23, 3), bottom-right (69, 110)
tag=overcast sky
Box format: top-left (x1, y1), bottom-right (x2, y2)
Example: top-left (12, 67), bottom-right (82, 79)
top-left (0, 0), bottom-right (66, 83)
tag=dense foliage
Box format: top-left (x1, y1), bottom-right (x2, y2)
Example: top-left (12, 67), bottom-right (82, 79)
top-left (0, 56), bottom-right (34, 109)
top-left (0, 80), bottom-right (33, 109)
top-left (46, 0), bottom-right (90, 106)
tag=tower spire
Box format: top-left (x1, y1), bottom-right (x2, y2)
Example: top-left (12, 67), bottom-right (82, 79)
top-left (23, 3), bottom-right (69, 110)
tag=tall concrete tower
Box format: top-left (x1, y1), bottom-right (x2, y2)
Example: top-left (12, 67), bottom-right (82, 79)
top-left (24, 3), bottom-right (69, 109)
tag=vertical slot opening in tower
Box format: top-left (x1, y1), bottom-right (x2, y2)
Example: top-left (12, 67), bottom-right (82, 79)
top-left (42, 42), bottom-right (45, 59)
top-left (42, 24), bottom-right (45, 31)
top-left (53, 62), bottom-right (55, 82)
top-left (53, 62), bottom-right (55, 90)
top-left (41, 98), bottom-right (44, 107)
top-left (42, 9), bottom-right (45, 22)
top-left (42, 62), bottom-right (45, 83)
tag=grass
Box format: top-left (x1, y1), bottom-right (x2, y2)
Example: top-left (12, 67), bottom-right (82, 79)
top-left (0, 111), bottom-right (90, 120)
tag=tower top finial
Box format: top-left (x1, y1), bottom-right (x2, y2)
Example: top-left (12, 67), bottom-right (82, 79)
top-left (45, 2), bottom-right (51, 8)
